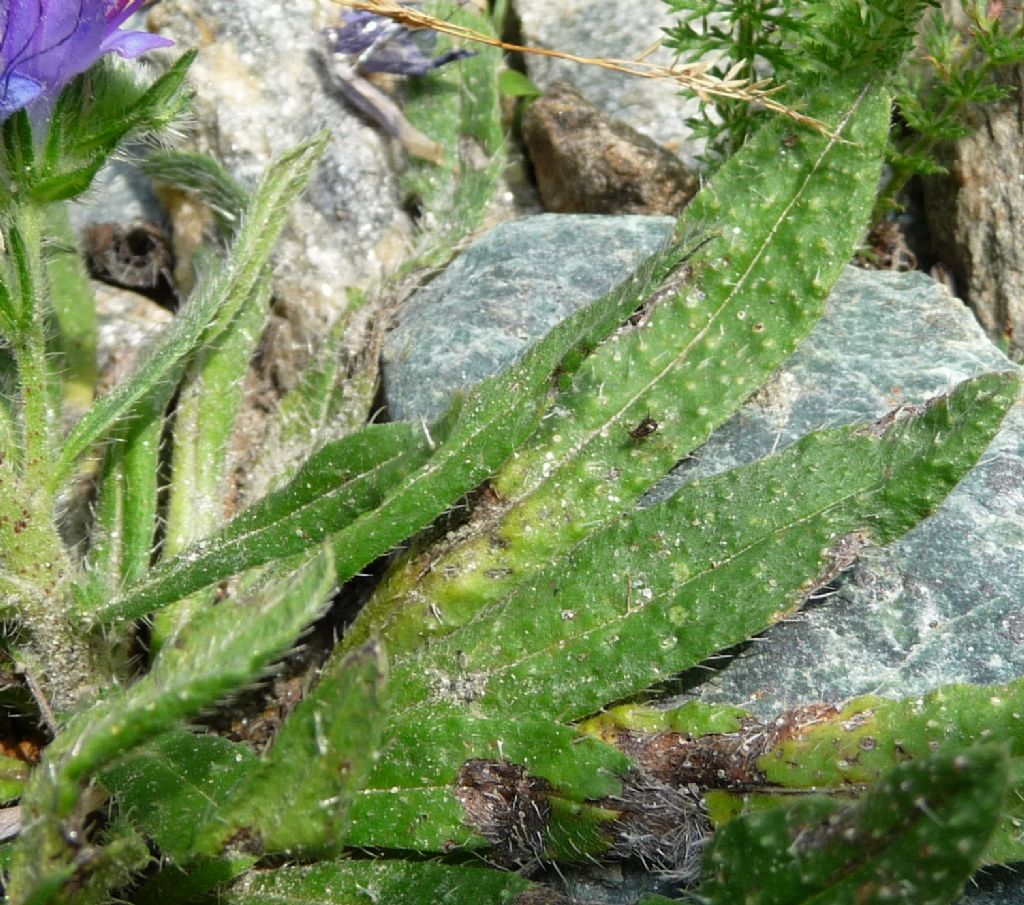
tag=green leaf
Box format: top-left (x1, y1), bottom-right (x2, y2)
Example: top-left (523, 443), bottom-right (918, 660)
top-left (221, 860), bottom-right (532, 905)
top-left (49, 131), bottom-right (328, 496)
top-left (91, 219), bottom-right (695, 626)
top-left (350, 74), bottom-right (894, 658)
top-left (578, 700), bottom-right (748, 738)
top-left (102, 730), bottom-right (256, 862)
top-left (198, 643), bottom-right (389, 858)
top-left (131, 856), bottom-right (256, 905)
top-left (77, 405), bottom-right (165, 603)
top-left (1, 109), bottom-right (34, 185)
top-left (25, 159), bottom-right (107, 205)
top-left (141, 150), bottom-right (249, 240)
top-left (29, 53), bottom-right (196, 203)
top-left (345, 710), bottom-right (628, 853)
top-left (339, 232), bottom-right (715, 659)
top-left (12, 818), bottom-right (152, 905)
top-left (497, 69), bottom-right (542, 99)
top-left (248, 311), bottom-right (379, 498)
top-left (797, 0), bottom-right (931, 78)
top-left (755, 676), bottom-right (1024, 865)
top-left (399, 1), bottom-right (504, 269)
top-left (382, 372), bottom-right (1020, 722)
top-left (152, 268), bottom-right (272, 648)
top-left (41, 204), bottom-right (96, 418)
top-left (88, 421), bottom-right (430, 624)
top-left (8, 548), bottom-right (336, 905)
top-left (0, 751), bottom-right (30, 802)
top-left (697, 744), bottom-right (1009, 905)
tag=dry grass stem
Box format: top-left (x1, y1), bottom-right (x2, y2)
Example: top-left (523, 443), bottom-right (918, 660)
top-left (335, 0), bottom-right (842, 139)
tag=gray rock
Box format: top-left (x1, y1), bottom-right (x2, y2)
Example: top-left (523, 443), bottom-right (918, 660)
top-left (961, 869), bottom-right (1024, 905)
top-left (146, 0), bottom-right (413, 365)
top-left (382, 214), bottom-right (675, 422)
top-left (515, 0), bottom-right (703, 166)
top-left (68, 155), bottom-right (168, 235)
top-left (673, 267), bottom-right (1023, 719)
top-left (93, 282), bottom-right (174, 396)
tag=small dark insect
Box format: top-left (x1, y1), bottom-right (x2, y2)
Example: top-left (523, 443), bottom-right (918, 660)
top-left (781, 132), bottom-right (798, 148)
top-left (628, 415), bottom-right (660, 441)
top-left (82, 220), bottom-right (178, 309)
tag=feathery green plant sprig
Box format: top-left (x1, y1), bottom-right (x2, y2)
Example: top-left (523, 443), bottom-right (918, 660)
top-left (663, 0), bottom-right (1024, 222)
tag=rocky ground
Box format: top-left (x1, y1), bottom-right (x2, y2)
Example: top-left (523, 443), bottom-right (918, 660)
top-left (54, 1), bottom-right (1024, 902)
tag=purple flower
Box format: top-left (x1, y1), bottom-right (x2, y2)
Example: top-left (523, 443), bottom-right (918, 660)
top-left (324, 10), bottom-right (474, 78)
top-left (0, 0), bottom-right (174, 120)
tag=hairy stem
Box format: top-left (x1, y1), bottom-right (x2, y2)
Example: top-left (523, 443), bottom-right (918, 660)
top-left (7, 202), bottom-right (56, 485)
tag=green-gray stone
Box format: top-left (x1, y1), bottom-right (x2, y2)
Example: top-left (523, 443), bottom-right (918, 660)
top-left (382, 214), bottom-right (674, 422)
top-left (677, 267), bottom-right (1023, 716)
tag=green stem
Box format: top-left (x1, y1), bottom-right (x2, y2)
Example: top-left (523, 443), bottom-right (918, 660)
top-left (7, 202), bottom-right (56, 486)
top-left (0, 201), bottom-right (122, 715)
top-left (43, 203), bottom-right (97, 422)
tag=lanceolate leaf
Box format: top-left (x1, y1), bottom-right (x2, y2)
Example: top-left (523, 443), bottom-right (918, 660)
top-left (49, 132), bottom-right (328, 495)
top-left (753, 676), bottom-right (1024, 864)
top-left (197, 643), bottom-right (389, 858)
top-left (101, 732), bottom-right (259, 904)
top-left (697, 744), bottom-right (1009, 905)
top-left (343, 710), bottom-right (628, 853)
top-left (221, 860), bottom-right (532, 905)
top-left (382, 372), bottom-right (1020, 722)
top-left (163, 270), bottom-right (272, 560)
top-left (141, 150), bottom-right (249, 240)
top-left (349, 74), bottom-right (894, 658)
top-left (152, 268), bottom-right (273, 648)
top-left (7, 549), bottom-right (336, 905)
top-left (43, 203), bottom-right (96, 417)
top-left (102, 730), bottom-right (257, 863)
top-left (30, 52), bottom-right (197, 203)
top-left (86, 421), bottom-right (431, 624)
top-left (89, 229), bottom-right (701, 625)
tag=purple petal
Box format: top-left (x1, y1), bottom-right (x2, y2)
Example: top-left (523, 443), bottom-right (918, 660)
top-left (0, 0), bottom-right (174, 121)
top-left (104, 0), bottom-right (147, 29)
top-left (1, 0), bottom-right (45, 70)
top-left (99, 29), bottom-right (175, 59)
top-left (324, 13), bottom-right (476, 78)
top-left (330, 12), bottom-right (398, 56)
top-left (0, 71), bottom-right (43, 116)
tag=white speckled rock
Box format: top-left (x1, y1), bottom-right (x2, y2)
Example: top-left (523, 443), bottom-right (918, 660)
top-left (146, 0), bottom-right (413, 343)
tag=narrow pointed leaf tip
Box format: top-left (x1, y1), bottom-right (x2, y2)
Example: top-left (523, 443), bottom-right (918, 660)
top-left (699, 744), bottom-right (1009, 905)
top-left (0, 0), bottom-right (173, 121)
